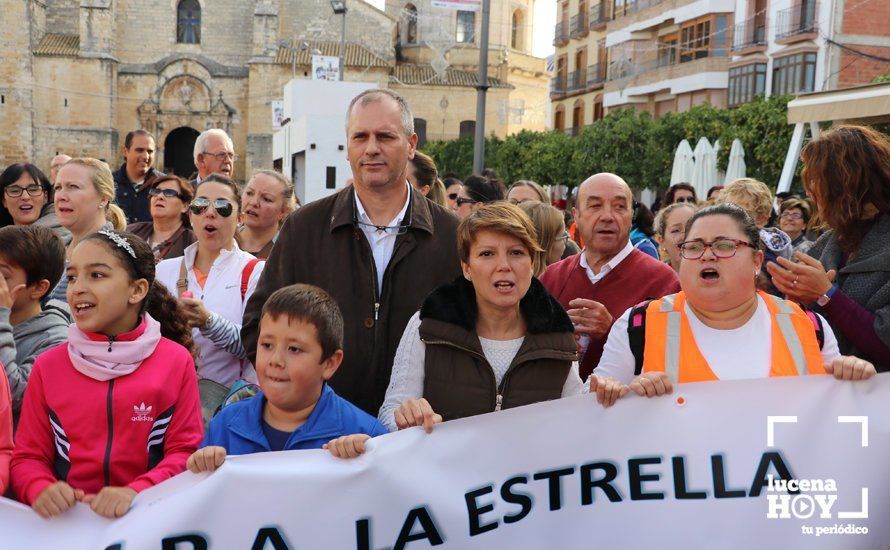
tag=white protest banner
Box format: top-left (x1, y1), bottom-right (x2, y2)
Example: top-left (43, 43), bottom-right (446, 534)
top-left (431, 0), bottom-right (481, 11)
top-left (271, 99), bottom-right (285, 130)
top-left (311, 55), bottom-right (340, 81)
top-left (1, 374), bottom-right (887, 549)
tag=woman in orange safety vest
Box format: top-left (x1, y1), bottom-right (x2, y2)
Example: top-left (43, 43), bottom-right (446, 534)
top-left (588, 203), bottom-right (876, 406)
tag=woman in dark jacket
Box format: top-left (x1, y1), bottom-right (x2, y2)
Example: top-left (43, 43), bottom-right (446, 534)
top-left (379, 202), bottom-right (583, 432)
top-left (127, 175), bottom-right (196, 262)
top-left (767, 125), bottom-right (890, 369)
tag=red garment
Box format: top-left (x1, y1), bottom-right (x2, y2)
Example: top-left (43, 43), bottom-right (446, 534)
top-left (11, 334), bottom-right (202, 505)
top-left (540, 249), bottom-right (680, 379)
top-left (0, 367), bottom-right (12, 495)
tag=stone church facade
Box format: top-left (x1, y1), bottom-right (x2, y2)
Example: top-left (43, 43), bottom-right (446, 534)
top-left (1, 0), bottom-right (548, 180)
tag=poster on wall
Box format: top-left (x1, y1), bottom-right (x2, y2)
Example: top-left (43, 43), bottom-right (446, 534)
top-left (271, 99), bottom-right (284, 130)
top-left (431, 0), bottom-right (482, 10)
top-left (311, 55), bottom-right (340, 81)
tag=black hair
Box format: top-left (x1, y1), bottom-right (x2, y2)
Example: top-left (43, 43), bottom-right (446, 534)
top-left (633, 201), bottom-right (656, 237)
top-left (463, 174), bottom-right (506, 203)
top-left (684, 203), bottom-right (761, 249)
top-left (81, 230), bottom-right (197, 361)
top-left (124, 129), bottom-right (155, 149)
top-left (0, 163), bottom-right (54, 226)
top-left (0, 225), bottom-right (65, 299)
top-left (261, 284), bottom-right (344, 361)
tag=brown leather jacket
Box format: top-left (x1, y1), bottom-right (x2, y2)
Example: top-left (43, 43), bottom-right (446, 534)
top-left (418, 277), bottom-right (577, 421)
top-left (242, 186), bottom-right (461, 415)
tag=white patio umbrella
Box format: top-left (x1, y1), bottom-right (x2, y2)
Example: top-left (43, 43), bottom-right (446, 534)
top-left (691, 137), bottom-right (718, 199)
top-left (724, 138), bottom-right (747, 184)
top-left (670, 139), bottom-right (695, 185)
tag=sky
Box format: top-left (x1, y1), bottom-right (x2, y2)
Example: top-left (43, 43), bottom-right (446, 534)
top-left (365, 0), bottom-right (556, 59)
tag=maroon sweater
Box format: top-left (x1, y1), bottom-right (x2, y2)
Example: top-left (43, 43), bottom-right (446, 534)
top-left (540, 249), bottom-right (680, 378)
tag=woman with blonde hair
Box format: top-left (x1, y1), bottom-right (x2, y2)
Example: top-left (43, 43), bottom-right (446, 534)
top-left (237, 170), bottom-right (297, 259)
top-left (408, 151), bottom-right (448, 208)
top-left (506, 180), bottom-right (548, 205)
top-left (48, 158), bottom-right (127, 301)
top-left (519, 201), bottom-right (569, 276)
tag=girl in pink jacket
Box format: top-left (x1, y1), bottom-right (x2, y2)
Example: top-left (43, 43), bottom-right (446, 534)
top-left (12, 229), bottom-right (203, 519)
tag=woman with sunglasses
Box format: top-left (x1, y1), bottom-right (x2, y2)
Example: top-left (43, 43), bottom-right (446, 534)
top-left (664, 183), bottom-right (697, 206)
top-left (127, 176), bottom-right (196, 262)
top-left (589, 204), bottom-right (875, 408)
top-left (156, 174), bottom-right (265, 388)
top-left (0, 163), bottom-right (71, 244)
top-left (452, 174), bottom-right (506, 219)
top-left (444, 176), bottom-right (463, 211)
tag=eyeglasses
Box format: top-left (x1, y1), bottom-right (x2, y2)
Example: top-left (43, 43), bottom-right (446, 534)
top-left (352, 196), bottom-right (411, 235)
top-left (780, 211), bottom-right (804, 220)
top-left (455, 197), bottom-right (478, 207)
top-left (203, 151), bottom-right (237, 162)
top-left (508, 198), bottom-right (533, 205)
top-left (674, 196), bottom-right (696, 204)
top-left (4, 184), bottom-right (44, 198)
top-left (149, 187), bottom-right (183, 200)
top-left (679, 238), bottom-right (755, 260)
top-left (556, 231), bottom-right (571, 242)
top-left (189, 197), bottom-right (234, 218)
top-left (448, 193), bottom-right (459, 201)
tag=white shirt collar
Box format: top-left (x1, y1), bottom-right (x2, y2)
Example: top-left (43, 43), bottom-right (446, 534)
top-left (354, 181), bottom-right (411, 233)
top-left (579, 240), bottom-right (634, 281)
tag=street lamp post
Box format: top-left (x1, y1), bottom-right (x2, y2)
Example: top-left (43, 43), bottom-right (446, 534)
top-left (331, 0), bottom-right (347, 81)
top-left (473, 0), bottom-right (491, 174)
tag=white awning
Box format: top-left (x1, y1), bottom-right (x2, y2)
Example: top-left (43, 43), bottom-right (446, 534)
top-left (787, 83), bottom-right (890, 124)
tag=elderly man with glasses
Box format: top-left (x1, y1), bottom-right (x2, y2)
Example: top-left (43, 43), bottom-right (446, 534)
top-left (191, 129), bottom-right (237, 187)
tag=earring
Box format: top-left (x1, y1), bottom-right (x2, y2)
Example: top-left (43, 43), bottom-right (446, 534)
top-left (464, 273), bottom-right (471, 281)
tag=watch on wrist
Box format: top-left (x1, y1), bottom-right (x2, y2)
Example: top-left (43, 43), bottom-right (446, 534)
top-left (816, 294), bottom-right (831, 307)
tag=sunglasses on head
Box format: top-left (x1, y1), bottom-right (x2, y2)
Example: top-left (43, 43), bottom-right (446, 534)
top-left (189, 197), bottom-right (234, 218)
top-left (149, 187), bottom-right (183, 199)
top-left (455, 197), bottom-right (478, 207)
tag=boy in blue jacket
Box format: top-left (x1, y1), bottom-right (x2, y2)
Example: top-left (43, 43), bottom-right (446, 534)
top-left (187, 284), bottom-right (388, 472)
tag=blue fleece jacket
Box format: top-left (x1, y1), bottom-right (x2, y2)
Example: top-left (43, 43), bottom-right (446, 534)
top-left (203, 384), bottom-right (388, 454)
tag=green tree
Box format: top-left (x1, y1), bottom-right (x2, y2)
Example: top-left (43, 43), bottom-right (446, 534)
top-left (717, 95), bottom-right (794, 188)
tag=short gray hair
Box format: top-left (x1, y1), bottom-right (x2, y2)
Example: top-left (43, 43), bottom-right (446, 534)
top-left (345, 89), bottom-right (414, 137)
top-left (193, 129), bottom-right (234, 164)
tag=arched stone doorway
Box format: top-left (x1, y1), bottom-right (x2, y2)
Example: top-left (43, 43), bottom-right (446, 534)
top-left (164, 127), bottom-right (200, 178)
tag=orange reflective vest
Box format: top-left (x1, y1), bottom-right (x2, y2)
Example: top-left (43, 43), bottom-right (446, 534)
top-left (641, 291), bottom-right (825, 383)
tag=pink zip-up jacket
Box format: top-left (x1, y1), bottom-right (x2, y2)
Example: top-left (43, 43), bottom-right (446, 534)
top-left (0, 366), bottom-right (12, 494)
top-left (11, 328), bottom-right (203, 505)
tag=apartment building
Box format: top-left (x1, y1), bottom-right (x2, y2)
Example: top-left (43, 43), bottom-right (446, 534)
top-left (550, 0), bottom-right (611, 133)
top-left (550, 0), bottom-right (889, 128)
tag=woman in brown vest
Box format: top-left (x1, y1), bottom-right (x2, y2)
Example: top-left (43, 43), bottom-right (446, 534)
top-left (378, 202), bottom-right (584, 432)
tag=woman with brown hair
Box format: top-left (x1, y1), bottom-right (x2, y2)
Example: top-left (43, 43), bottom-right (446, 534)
top-left (378, 202), bottom-right (583, 431)
top-left (127, 175), bottom-right (196, 262)
top-left (408, 151), bottom-right (448, 208)
top-left (767, 125), bottom-right (890, 369)
top-left (778, 198), bottom-right (814, 256)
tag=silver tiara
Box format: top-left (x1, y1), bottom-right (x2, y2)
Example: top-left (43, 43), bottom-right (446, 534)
top-left (97, 228), bottom-right (136, 259)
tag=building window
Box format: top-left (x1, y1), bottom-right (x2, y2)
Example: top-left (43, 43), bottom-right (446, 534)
top-left (572, 101), bottom-right (584, 135)
top-left (415, 118), bottom-right (427, 148)
top-left (772, 52), bottom-right (817, 96)
top-left (459, 120), bottom-right (475, 138)
top-left (456, 11), bottom-right (475, 43)
top-left (511, 10), bottom-right (523, 50)
top-left (177, 0), bottom-right (201, 44)
top-left (680, 16), bottom-right (711, 62)
top-left (405, 4), bottom-right (418, 45)
top-left (554, 107), bottom-right (565, 132)
top-left (728, 63), bottom-right (767, 106)
top-left (593, 99), bottom-right (604, 121)
top-left (658, 33), bottom-right (678, 67)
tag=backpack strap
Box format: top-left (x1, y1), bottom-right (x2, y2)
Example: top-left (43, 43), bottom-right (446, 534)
top-left (240, 258), bottom-right (262, 301)
top-left (627, 300), bottom-right (653, 376)
top-left (804, 309), bottom-right (825, 350)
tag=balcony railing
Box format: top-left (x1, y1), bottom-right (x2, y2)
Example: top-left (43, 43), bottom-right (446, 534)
top-left (570, 13), bottom-right (589, 37)
top-left (567, 70), bottom-right (587, 92)
top-left (612, 0), bottom-right (663, 20)
top-left (589, 2), bottom-right (608, 27)
top-left (551, 75), bottom-right (568, 95)
top-left (553, 21), bottom-right (569, 46)
top-left (587, 62), bottom-right (606, 87)
top-left (732, 19), bottom-right (767, 51)
top-left (776, 0), bottom-right (817, 40)
top-left (607, 45), bottom-right (728, 81)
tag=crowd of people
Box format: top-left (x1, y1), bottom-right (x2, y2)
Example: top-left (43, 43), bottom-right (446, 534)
top-left (0, 88), bottom-right (886, 520)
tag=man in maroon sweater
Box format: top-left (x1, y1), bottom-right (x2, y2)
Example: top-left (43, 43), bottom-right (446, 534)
top-left (540, 174), bottom-right (680, 379)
